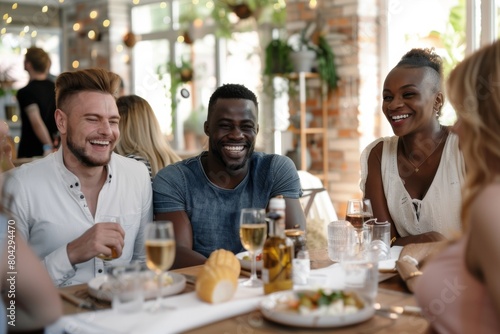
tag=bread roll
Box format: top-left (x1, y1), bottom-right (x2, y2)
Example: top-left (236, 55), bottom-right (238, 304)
top-left (205, 249), bottom-right (241, 278)
top-left (196, 265), bottom-right (237, 303)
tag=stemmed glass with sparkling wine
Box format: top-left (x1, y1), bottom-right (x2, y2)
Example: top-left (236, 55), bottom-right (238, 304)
top-left (345, 199), bottom-right (374, 254)
top-left (239, 208), bottom-right (267, 287)
top-left (144, 221), bottom-right (176, 311)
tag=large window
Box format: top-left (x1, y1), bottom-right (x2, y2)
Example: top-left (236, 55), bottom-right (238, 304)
top-left (131, 1), bottom-right (264, 152)
top-left (378, 0), bottom-right (465, 139)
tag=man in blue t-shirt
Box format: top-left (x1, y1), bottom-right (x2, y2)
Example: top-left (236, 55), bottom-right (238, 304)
top-left (153, 84), bottom-right (306, 268)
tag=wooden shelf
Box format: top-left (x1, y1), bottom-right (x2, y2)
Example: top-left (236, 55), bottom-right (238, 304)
top-left (285, 72), bottom-right (329, 189)
top-left (288, 127), bottom-right (325, 135)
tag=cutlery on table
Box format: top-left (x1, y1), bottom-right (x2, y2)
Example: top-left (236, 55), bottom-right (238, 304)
top-left (59, 290), bottom-right (96, 310)
top-left (374, 303), bottom-right (422, 317)
top-left (182, 273), bottom-right (197, 285)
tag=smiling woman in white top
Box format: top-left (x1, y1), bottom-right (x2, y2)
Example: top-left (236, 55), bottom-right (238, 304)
top-left (360, 48), bottom-right (466, 246)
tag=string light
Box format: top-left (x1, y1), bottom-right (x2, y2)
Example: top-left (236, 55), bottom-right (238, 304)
top-left (73, 23), bottom-right (81, 31)
top-left (12, 3), bottom-right (18, 10)
top-left (90, 10), bottom-right (98, 19)
top-left (102, 19), bottom-right (110, 27)
top-left (6, 17), bottom-right (12, 24)
top-left (160, 2), bottom-right (167, 8)
top-left (116, 45), bottom-right (123, 52)
top-left (308, 0), bottom-right (317, 9)
top-left (31, 31), bottom-right (37, 37)
top-left (42, 6), bottom-right (48, 13)
top-left (88, 30), bottom-right (96, 39)
top-left (72, 60), bottom-right (80, 69)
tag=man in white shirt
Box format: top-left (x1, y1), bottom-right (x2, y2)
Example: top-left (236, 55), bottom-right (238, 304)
top-left (4, 68), bottom-right (153, 286)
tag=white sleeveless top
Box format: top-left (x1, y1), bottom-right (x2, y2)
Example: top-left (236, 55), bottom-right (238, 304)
top-left (360, 133), bottom-right (465, 238)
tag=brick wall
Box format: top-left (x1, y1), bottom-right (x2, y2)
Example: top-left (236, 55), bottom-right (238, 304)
top-left (285, 0), bottom-right (380, 217)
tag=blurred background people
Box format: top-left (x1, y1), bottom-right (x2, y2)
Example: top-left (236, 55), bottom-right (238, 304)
top-left (414, 39), bottom-right (500, 333)
top-left (1, 224), bottom-right (62, 332)
top-left (115, 94), bottom-right (181, 180)
top-left (16, 47), bottom-right (58, 158)
top-left (361, 48), bottom-right (465, 246)
top-left (0, 129), bottom-right (61, 331)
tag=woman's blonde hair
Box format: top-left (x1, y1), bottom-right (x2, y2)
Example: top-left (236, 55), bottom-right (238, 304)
top-left (115, 95), bottom-right (181, 177)
top-left (447, 40), bottom-right (500, 227)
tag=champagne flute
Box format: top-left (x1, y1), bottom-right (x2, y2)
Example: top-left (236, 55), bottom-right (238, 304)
top-left (345, 199), bottom-right (374, 254)
top-left (239, 208), bottom-right (267, 287)
top-left (144, 221), bottom-right (176, 311)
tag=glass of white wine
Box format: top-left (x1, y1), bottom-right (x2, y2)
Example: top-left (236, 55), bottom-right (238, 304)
top-left (144, 220), bottom-right (176, 311)
top-left (239, 208), bottom-right (267, 287)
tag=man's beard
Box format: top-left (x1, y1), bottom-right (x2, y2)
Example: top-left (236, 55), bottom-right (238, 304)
top-left (67, 135), bottom-right (112, 167)
top-left (211, 139), bottom-right (254, 171)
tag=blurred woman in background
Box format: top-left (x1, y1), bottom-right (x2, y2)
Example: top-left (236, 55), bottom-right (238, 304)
top-left (414, 39), bottom-right (500, 333)
top-left (115, 95), bottom-right (181, 180)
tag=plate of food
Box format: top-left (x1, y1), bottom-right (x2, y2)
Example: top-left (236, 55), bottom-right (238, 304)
top-left (236, 251), bottom-right (263, 271)
top-left (260, 289), bottom-right (374, 328)
top-left (88, 271), bottom-right (186, 302)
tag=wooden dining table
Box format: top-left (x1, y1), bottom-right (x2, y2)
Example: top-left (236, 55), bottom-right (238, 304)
top-left (58, 249), bottom-right (430, 333)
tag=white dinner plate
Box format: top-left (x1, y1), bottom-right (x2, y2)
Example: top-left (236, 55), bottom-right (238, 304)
top-left (260, 290), bottom-right (375, 328)
top-left (378, 246), bottom-right (403, 272)
top-left (236, 251), bottom-right (263, 271)
top-left (88, 271), bottom-right (186, 302)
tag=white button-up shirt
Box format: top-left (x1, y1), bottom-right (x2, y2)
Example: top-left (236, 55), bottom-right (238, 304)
top-left (3, 149), bottom-right (153, 287)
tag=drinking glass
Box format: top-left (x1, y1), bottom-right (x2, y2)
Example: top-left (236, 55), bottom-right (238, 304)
top-left (144, 221), bottom-right (176, 311)
top-left (111, 261), bottom-right (143, 313)
top-left (96, 216), bottom-right (121, 272)
top-left (341, 251), bottom-right (379, 305)
top-left (239, 208), bottom-right (267, 287)
top-left (346, 199), bottom-right (374, 254)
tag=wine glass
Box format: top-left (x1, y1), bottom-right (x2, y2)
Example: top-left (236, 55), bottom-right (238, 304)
top-left (345, 199), bottom-right (374, 254)
top-left (239, 208), bottom-right (267, 287)
top-left (144, 221), bottom-right (176, 311)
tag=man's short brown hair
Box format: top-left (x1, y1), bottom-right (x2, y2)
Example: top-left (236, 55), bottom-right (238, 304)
top-left (25, 47), bottom-right (51, 73)
top-left (55, 68), bottom-right (121, 110)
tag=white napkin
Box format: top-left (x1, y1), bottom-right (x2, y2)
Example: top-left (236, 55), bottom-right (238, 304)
top-left (378, 246), bottom-right (403, 271)
top-left (303, 263), bottom-right (346, 290)
top-left (46, 282), bottom-right (264, 334)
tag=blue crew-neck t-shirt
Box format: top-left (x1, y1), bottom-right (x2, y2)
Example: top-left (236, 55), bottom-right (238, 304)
top-left (152, 151), bottom-right (302, 257)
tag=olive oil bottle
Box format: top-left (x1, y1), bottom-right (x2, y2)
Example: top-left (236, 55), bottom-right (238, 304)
top-left (262, 197), bottom-right (294, 294)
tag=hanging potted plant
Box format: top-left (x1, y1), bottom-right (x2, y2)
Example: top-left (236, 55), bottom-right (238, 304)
top-left (288, 22), bottom-right (317, 73)
top-left (315, 34), bottom-right (339, 91)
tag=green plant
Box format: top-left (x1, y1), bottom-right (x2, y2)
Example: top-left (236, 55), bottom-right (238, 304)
top-left (284, 22), bottom-right (338, 91)
top-left (315, 35), bottom-right (338, 91)
top-left (264, 38), bottom-right (293, 75)
top-left (263, 38), bottom-right (293, 97)
top-left (157, 59), bottom-right (194, 126)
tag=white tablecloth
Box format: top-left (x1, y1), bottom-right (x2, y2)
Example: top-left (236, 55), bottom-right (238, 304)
top-left (45, 264), bottom-right (365, 334)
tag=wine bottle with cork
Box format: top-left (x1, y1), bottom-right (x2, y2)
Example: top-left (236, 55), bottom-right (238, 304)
top-left (262, 196), bottom-right (294, 294)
